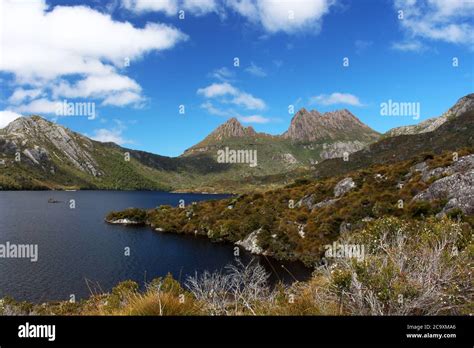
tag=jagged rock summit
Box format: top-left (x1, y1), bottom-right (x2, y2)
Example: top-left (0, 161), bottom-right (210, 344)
top-left (1, 115), bottom-right (101, 176)
top-left (206, 117), bottom-right (257, 141)
top-left (283, 108), bottom-right (379, 143)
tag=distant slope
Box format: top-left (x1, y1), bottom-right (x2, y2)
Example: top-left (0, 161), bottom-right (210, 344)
top-left (385, 93), bottom-right (474, 137)
top-left (313, 109), bottom-right (474, 179)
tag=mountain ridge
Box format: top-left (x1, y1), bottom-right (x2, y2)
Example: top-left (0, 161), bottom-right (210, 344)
top-left (1, 94), bottom-right (472, 192)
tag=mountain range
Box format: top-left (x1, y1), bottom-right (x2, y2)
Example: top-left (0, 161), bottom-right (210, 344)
top-left (0, 94), bottom-right (472, 192)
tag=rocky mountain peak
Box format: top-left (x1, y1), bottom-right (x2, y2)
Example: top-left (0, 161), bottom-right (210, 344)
top-left (209, 117), bottom-right (256, 140)
top-left (2, 115), bottom-right (101, 177)
top-left (447, 93), bottom-right (474, 117)
top-left (283, 108), bottom-right (378, 142)
top-left (5, 115), bottom-right (54, 135)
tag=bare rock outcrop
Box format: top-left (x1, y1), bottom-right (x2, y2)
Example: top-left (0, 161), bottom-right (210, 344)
top-left (409, 155), bottom-right (474, 215)
top-left (334, 177), bottom-right (356, 197)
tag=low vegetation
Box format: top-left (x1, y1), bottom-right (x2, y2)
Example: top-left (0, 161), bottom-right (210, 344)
top-left (106, 149), bottom-right (473, 266)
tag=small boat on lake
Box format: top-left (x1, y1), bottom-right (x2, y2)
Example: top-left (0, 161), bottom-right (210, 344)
top-left (48, 198), bottom-right (62, 203)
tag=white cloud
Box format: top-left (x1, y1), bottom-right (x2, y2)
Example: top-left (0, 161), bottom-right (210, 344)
top-left (394, 0), bottom-right (474, 48)
top-left (238, 115), bottom-right (270, 124)
top-left (200, 101), bottom-right (233, 117)
top-left (245, 62), bottom-right (267, 77)
top-left (0, 0), bottom-right (187, 109)
top-left (90, 120), bottom-right (132, 145)
top-left (122, 0), bottom-right (335, 33)
top-left (13, 99), bottom-right (61, 114)
top-left (8, 88), bottom-right (43, 104)
top-left (231, 92), bottom-right (266, 110)
top-left (0, 111), bottom-right (23, 129)
top-left (197, 82), bottom-right (266, 110)
top-left (102, 91), bottom-right (144, 107)
top-left (121, 0), bottom-right (178, 15)
top-left (90, 128), bottom-right (130, 145)
top-left (309, 93), bottom-right (363, 106)
top-left (227, 0), bottom-right (335, 34)
top-left (183, 0), bottom-right (219, 15)
top-left (51, 72), bottom-right (144, 107)
top-left (197, 82), bottom-right (238, 98)
top-left (122, 0), bottom-right (218, 16)
top-left (52, 74), bottom-right (141, 99)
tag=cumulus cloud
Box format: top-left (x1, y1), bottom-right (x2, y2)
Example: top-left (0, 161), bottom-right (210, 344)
top-left (122, 0), bottom-right (335, 33)
top-left (90, 120), bottom-right (132, 145)
top-left (0, 0), bottom-right (187, 110)
top-left (197, 82), bottom-right (266, 110)
top-left (0, 111), bottom-right (23, 129)
top-left (309, 93), bottom-right (363, 106)
top-left (8, 89), bottom-right (43, 104)
top-left (227, 0), bottom-right (335, 34)
top-left (197, 82), bottom-right (239, 98)
top-left (13, 99), bottom-right (61, 115)
top-left (393, 0), bottom-right (474, 49)
top-left (231, 92), bottom-right (266, 110)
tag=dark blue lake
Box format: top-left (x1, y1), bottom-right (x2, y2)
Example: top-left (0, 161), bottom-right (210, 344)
top-left (0, 191), bottom-right (311, 302)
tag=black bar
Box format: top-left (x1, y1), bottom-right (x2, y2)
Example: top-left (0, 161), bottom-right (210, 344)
top-left (0, 316), bottom-right (472, 346)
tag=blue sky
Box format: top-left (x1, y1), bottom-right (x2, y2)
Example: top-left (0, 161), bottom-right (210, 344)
top-left (0, 0), bottom-right (473, 156)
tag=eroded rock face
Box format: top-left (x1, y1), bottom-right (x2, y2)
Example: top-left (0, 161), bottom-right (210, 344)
top-left (334, 177), bottom-right (356, 198)
top-left (1, 116), bottom-right (102, 176)
top-left (413, 171), bottom-right (474, 215)
top-left (283, 108), bottom-right (379, 143)
top-left (319, 141), bottom-right (366, 160)
top-left (22, 146), bottom-right (49, 165)
top-left (422, 155), bottom-right (474, 182)
top-left (409, 155), bottom-right (474, 215)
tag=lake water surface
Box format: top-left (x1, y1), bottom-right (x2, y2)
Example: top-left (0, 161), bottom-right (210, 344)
top-left (0, 191), bottom-right (311, 302)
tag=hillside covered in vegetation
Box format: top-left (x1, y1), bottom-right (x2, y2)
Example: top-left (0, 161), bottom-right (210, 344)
top-left (107, 149), bottom-right (473, 266)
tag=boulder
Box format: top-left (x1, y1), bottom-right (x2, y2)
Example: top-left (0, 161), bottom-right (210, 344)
top-left (334, 177), bottom-right (356, 197)
top-left (413, 171), bottom-right (474, 215)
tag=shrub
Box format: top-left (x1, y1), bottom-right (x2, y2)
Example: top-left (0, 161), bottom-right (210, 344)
top-left (312, 217), bottom-right (473, 315)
